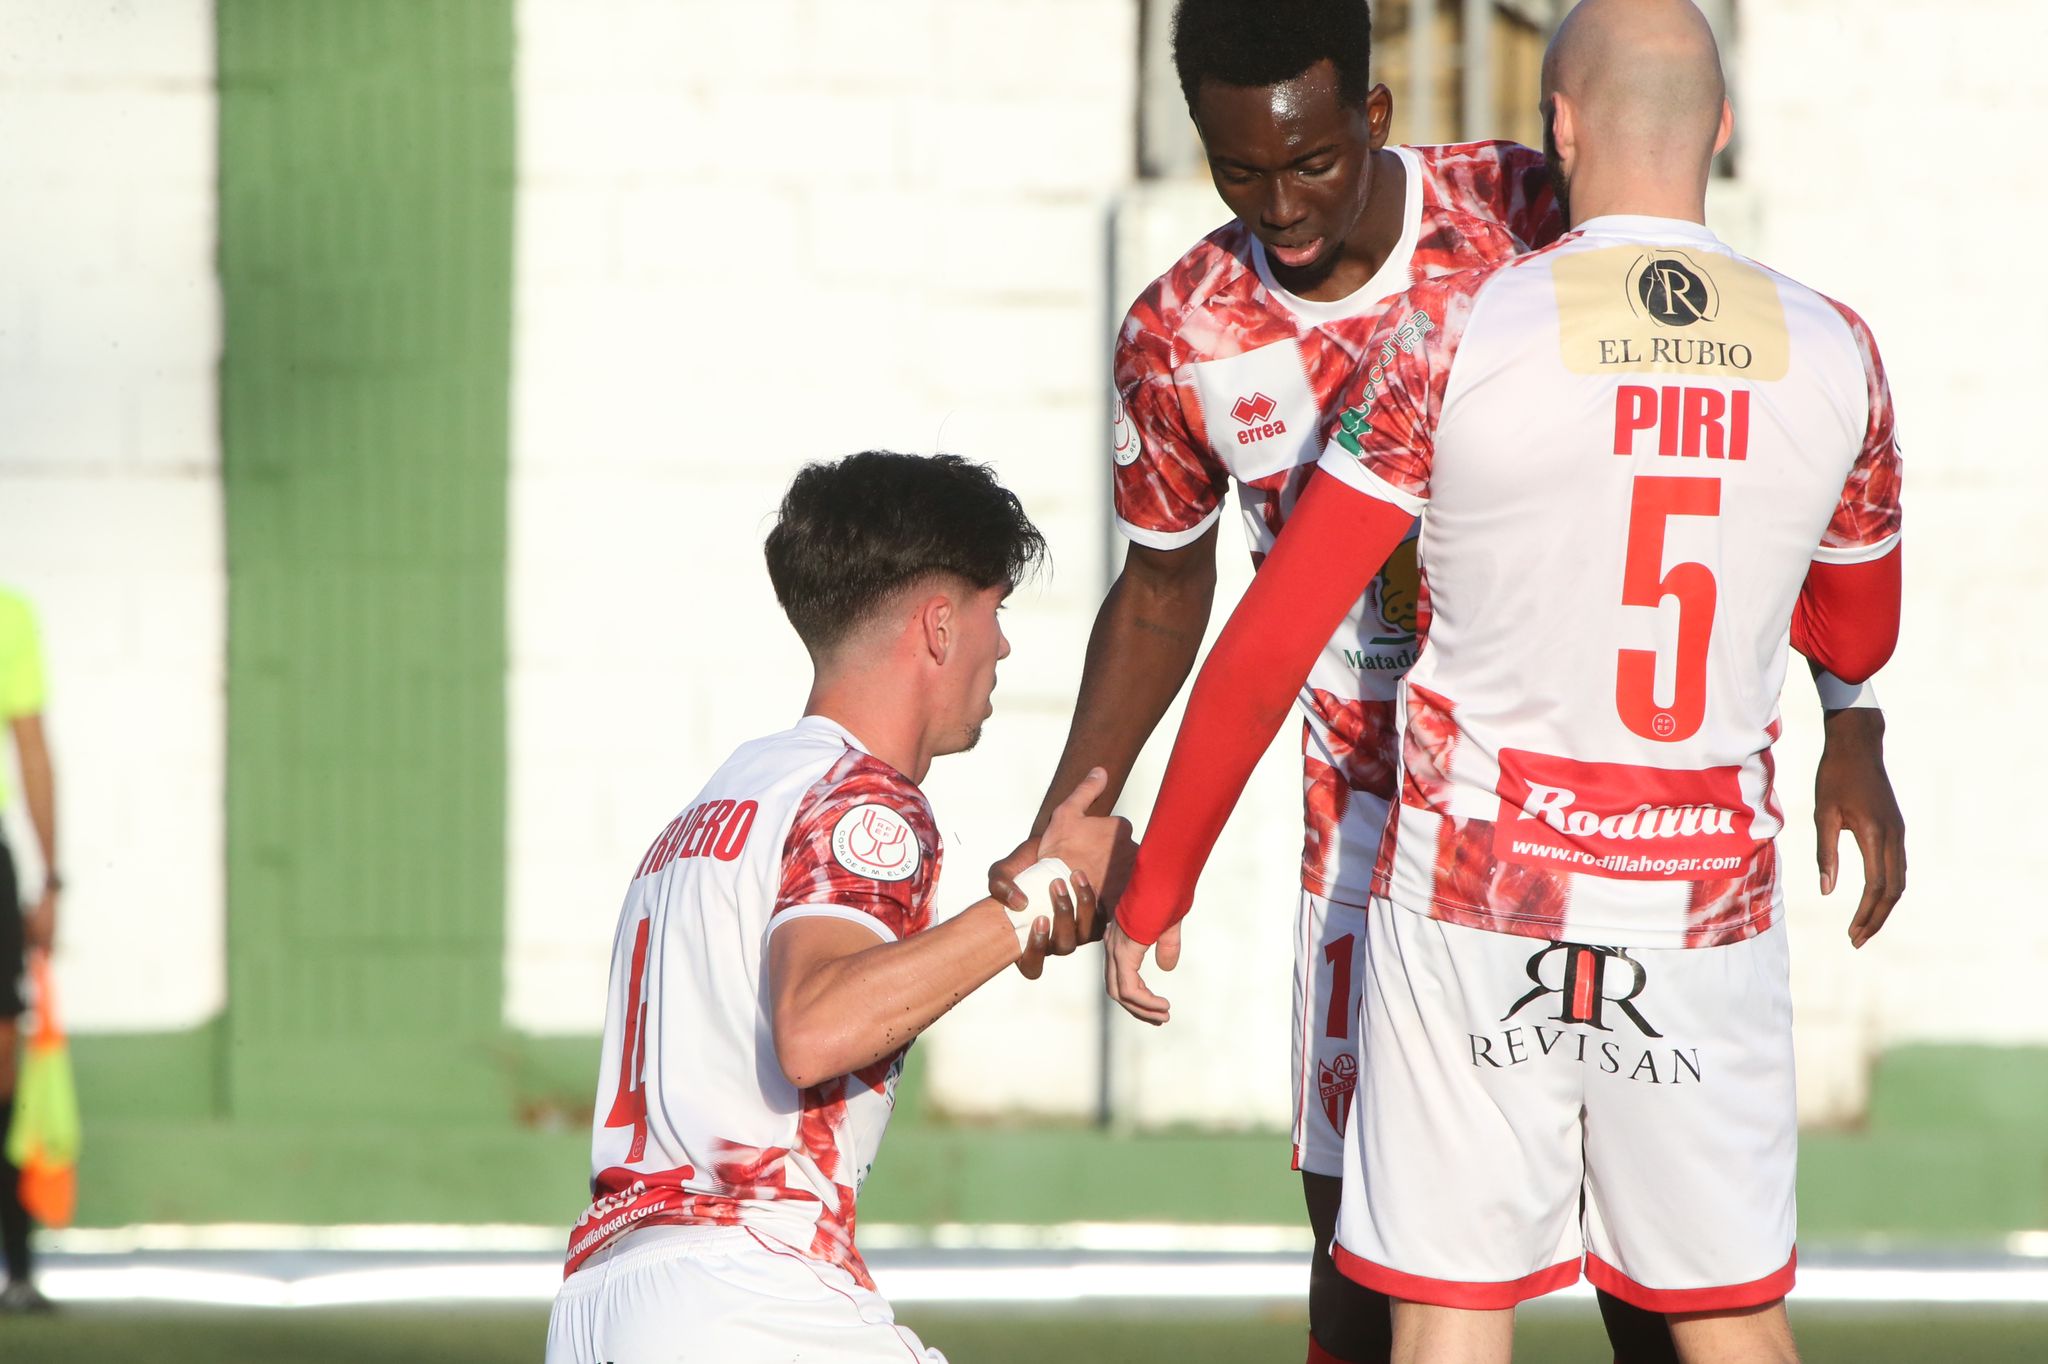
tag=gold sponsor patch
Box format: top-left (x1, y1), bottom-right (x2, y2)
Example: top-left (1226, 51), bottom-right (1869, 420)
top-left (1553, 246), bottom-right (1788, 380)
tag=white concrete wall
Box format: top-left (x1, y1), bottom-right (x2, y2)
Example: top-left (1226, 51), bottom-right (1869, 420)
top-left (0, 0), bottom-right (223, 1031)
top-left (1730, 0), bottom-right (2048, 1116)
top-left (505, 0), bottom-right (1142, 1131)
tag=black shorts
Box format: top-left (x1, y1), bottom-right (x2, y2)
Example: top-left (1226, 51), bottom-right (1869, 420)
top-left (0, 841), bottom-right (21, 1018)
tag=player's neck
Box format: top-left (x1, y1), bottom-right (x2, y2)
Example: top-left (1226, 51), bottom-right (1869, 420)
top-left (801, 677), bottom-right (932, 785)
top-left (1272, 147), bottom-right (1408, 303)
top-left (1564, 164), bottom-right (1709, 230)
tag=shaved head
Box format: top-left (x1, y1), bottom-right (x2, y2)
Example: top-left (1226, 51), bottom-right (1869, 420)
top-left (1541, 0), bottom-right (1731, 225)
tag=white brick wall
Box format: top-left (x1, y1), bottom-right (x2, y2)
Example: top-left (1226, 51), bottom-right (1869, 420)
top-left (1732, 0), bottom-right (2048, 1117)
top-left (0, 0), bottom-right (222, 1030)
top-left (505, 1), bottom-right (1141, 1052)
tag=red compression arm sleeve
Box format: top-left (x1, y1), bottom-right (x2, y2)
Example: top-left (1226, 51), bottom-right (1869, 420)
top-left (1790, 548), bottom-right (1901, 685)
top-left (1115, 471), bottom-right (1417, 944)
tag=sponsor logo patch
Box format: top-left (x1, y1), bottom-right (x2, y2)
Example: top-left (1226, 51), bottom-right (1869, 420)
top-left (1465, 942), bottom-right (1705, 1086)
top-left (831, 803), bottom-right (921, 882)
top-left (1331, 308), bottom-right (1434, 456)
top-left (1493, 749), bottom-right (1754, 880)
top-left (1505, 942), bottom-right (1660, 1036)
top-left (1229, 391), bottom-right (1286, 446)
top-left (1230, 391), bottom-right (1276, 425)
top-left (1368, 533), bottom-right (1421, 639)
top-left (1552, 245), bottom-right (1789, 379)
top-left (1629, 250), bottom-right (1719, 328)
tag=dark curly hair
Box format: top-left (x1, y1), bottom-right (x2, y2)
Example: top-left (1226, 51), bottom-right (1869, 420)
top-left (1171, 0), bottom-right (1375, 111)
top-left (764, 451), bottom-right (1047, 656)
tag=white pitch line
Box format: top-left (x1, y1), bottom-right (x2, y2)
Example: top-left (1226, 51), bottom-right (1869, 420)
top-left (43, 1222), bottom-right (2048, 1260)
top-left (31, 1260), bottom-right (2048, 1309)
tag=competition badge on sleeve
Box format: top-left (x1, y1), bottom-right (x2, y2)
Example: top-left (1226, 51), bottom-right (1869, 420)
top-left (1111, 391), bottom-right (1140, 467)
top-left (831, 804), bottom-right (920, 882)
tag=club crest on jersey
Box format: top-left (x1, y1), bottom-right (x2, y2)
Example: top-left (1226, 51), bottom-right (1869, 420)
top-left (1628, 251), bottom-right (1720, 329)
top-left (1230, 391), bottom-right (1286, 446)
top-left (832, 803), bottom-right (921, 882)
top-left (1112, 390), bottom-right (1140, 466)
top-left (1318, 1052), bottom-right (1357, 1131)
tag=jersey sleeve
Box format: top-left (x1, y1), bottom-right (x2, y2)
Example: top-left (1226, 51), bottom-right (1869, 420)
top-left (1316, 273), bottom-right (1476, 512)
top-left (773, 758), bottom-right (939, 943)
top-left (1427, 141), bottom-right (1564, 252)
top-left (1111, 299), bottom-right (1229, 549)
top-left (1815, 299), bottom-right (1904, 564)
top-left (0, 592), bottom-right (46, 720)
top-left (1494, 142), bottom-right (1566, 251)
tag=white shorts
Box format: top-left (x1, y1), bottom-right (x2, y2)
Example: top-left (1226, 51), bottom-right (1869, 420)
top-left (544, 1224), bottom-right (946, 1364)
top-left (1335, 897), bottom-right (1797, 1312)
top-left (1291, 890), bottom-right (1369, 1176)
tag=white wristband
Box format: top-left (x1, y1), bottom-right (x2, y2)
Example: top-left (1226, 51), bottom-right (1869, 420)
top-left (1004, 858), bottom-right (1074, 952)
top-left (1815, 669), bottom-right (1880, 712)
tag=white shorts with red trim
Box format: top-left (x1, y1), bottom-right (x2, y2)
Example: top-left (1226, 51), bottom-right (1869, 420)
top-left (1334, 897), bottom-right (1797, 1312)
top-left (545, 1224), bottom-right (946, 1364)
top-left (1291, 890), bottom-right (1369, 1176)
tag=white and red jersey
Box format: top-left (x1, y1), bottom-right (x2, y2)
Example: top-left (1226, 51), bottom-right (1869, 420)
top-left (1113, 141), bottom-right (1561, 903)
top-left (1317, 215), bottom-right (1903, 948)
top-left (563, 715), bottom-right (940, 1290)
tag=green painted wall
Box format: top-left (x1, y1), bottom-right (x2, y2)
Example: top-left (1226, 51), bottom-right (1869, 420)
top-left (68, 1042), bottom-right (2048, 1240)
top-left (218, 0), bottom-right (515, 1122)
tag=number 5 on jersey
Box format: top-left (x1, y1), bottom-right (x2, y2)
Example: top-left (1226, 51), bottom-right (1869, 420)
top-left (1617, 475), bottom-right (1720, 744)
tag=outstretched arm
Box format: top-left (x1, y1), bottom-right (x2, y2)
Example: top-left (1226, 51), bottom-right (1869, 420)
top-left (1105, 473), bottom-right (1413, 1022)
top-left (778, 771), bottom-right (1133, 1085)
top-left (770, 902), bottom-right (1030, 1088)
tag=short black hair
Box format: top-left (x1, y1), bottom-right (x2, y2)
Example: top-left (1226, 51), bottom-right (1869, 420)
top-left (1172, 0), bottom-right (1375, 112)
top-left (764, 451), bottom-right (1047, 655)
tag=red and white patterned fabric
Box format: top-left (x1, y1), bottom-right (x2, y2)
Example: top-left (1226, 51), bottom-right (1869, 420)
top-left (1112, 140), bottom-right (1561, 903)
top-left (562, 716), bottom-right (940, 1290)
top-left (1316, 215), bottom-right (1903, 948)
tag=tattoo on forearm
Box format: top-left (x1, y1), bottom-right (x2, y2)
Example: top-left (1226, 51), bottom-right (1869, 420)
top-left (1130, 614), bottom-right (1197, 643)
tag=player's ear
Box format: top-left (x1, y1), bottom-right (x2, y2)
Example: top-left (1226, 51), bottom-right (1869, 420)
top-left (915, 593), bottom-right (955, 667)
top-left (1545, 93), bottom-right (1579, 174)
top-left (1712, 97), bottom-right (1733, 157)
top-left (1365, 82), bottom-right (1393, 149)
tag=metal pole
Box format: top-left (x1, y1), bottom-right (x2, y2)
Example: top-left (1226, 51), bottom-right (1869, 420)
top-left (1409, 0), bottom-right (1437, 145)
top-left (1461, 0), bottom-right (1493, 141)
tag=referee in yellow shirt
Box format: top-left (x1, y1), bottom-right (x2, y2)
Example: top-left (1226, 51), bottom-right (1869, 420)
top-left (0, 588), bottom-right (58, 1314)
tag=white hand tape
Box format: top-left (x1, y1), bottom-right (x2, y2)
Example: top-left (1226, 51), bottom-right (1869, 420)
top-left (1005, 857), bottom-right (1075, 953)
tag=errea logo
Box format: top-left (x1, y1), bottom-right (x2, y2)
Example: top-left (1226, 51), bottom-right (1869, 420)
top-left (1230, 391), bottom-right (1286, 446)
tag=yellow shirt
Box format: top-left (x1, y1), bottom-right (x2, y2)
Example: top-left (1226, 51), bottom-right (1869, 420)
top-left (0, 588), bottom-right (46, 811)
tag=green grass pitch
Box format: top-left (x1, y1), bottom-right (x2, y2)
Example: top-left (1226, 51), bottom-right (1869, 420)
top-left (3, 1302), bottom-right (2044, 1362)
